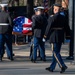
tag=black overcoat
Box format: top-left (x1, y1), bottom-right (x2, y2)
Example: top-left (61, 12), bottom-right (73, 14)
top-left (0, 11), bottom-right (12, 34)
top-left (32, 14), bottom-right (48, 38)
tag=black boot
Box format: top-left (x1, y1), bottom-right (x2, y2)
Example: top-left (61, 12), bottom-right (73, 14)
top-left (45, 67), bottom-right (53, 72)
top-left (60, 66), bottom-right (68, 73)
top-left (0, 55), bottom-right (2, 61)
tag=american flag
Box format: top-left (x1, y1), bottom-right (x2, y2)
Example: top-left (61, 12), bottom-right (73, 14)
top-left (13, 16), bottom-right (32, 34)
top-left (43, 0), bottom-right (48, 12)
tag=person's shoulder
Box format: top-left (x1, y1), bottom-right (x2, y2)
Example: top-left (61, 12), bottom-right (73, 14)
top-left (35, 15), bottom-right (41, 19)
top-left (32, 15), bottom-right (35, 18)
top-left (48, 14), bottom-right (55, 19)
top-left (59, 13), bottom-right (65, 18)
top-left (54, 13), bottom-right (64, 19)
top-left (48, 14), bottom-right (59, 22)
top-left (50, 15), bottom-right (54, 17)
top-left (32, 15), bottom-right (37, 19)
top-left (2, 11), bottom-right (9, 14)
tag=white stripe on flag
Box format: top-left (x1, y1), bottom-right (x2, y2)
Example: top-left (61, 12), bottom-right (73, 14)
top-left (23, 27), bottom-right (32, 30)
top-left (23, 22), bottom-right (32, 25)
top-left (24, 18), bottom-right (32, 24)
top-left (25, 17), bottom-right (28, 24)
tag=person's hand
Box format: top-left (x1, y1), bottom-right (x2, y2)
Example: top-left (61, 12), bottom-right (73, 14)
top-left (42, 35), bottom-right (47, 42)
top-left (42, 38), bottom-right (46, 42)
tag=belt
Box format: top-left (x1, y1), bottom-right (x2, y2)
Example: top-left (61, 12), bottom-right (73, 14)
top-left (52, 28), bottom-right (63, 30)
top-left (0, 23), bottom-right (9, 26)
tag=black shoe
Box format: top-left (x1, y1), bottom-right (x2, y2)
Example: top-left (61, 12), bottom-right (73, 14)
top-left (66, 56), bottom-right (74, 60)
top-left (8, 57), bottom-right (14, 61)
top-left (13, 53), bottom-right (15, 56)
top-left (0, 58), bottom-right (2, 61)
top-left (41, 58), bottom-right (46, 62)
top-left (30, 58), bottom-right (33, 62)
top-left (1, 54), bottom-right (4, 58)
top-left (60, 66), bottom-right (68, 73)
top-left (8, 57), bottom-right (10, 59)
top-left (10, 58), bottom-right (14, 61)
top-left (45, 67), bottom-right (53, 72)
top-left (31, 59), bottom-right (36, 63)
top-left (40, 57), bottom-right (42, 61)
top-left (0, 56), bottom-right (2, 61)
top-left (38, 55), bottom-right (41, 58)
top-left (33, 60), bottom-right (36, 63)
top-left (42, 59), bottom-right (46, 62)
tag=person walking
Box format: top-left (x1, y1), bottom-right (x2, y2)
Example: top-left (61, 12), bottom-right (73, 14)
top-left (44, 4), bottom-right (70, 73)
top-left (31, 6), bottom-right (48, 63)
top-left (0, 5), bottom-right (13, 61)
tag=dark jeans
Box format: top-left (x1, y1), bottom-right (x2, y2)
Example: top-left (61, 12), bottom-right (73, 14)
top-left (0, 34), bottom-right (13, 59)
top-left (31, 37), bottom-right (45, 60)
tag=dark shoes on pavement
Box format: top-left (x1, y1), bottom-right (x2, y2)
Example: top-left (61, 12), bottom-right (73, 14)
top-left (45, 66), bottom-right (68, 73)
top-left (45, 67), bottom-right (53, 72)
top-left (8, 57), bottom-right (14, 61)
top-left (66, 56), bottom-right (74, 60)
top-left (0, 57), bottom-right (14, 61)
top-left (30, 59), bottom-right (36, 63)
top-left (41, 58), bottom-right (46, 62)
top-left (60, 66), bottom-right (68, 73)
top-left (30, 58), bottom-right (46, 63)
top-left (0, 57), bottom-right (2, 61)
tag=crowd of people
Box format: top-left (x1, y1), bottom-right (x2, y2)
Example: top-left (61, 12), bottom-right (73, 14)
top-left (0, 3), bottom-right (71, 73)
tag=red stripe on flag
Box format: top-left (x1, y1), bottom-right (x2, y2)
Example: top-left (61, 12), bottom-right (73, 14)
top-left (28, 19), bottom-right (32, 23)
top-left (23, 24), bottom-right (32, 27)
top-left (22, 30), bottom-right (32, 34)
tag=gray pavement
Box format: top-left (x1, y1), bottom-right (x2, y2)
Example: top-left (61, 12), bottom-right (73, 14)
top-left (0, 42), bottom-right (75, 75)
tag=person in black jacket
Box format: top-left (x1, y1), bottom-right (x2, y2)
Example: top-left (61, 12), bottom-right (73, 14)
top-left (30, 7), bottom-right (41, 59)
top-left (0, 5), bottom-right (13, 61)
top-left (31, 6), bottom-right (48, 63)
top-left (44, 4), bottom-right (70, 73)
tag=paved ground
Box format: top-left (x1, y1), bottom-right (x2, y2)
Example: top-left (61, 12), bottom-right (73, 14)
top-left (0, 42), bottom-right (75, 75)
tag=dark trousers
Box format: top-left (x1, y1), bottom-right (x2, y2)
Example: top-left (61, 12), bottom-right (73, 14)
top-left (69, 40), bottom-right (74, 57)
top-left (50, 43), bottom-right (67, 70)
top-left (0, 34), bottom-right (13, 59)
top-left (31, 37), bottom-right (45, 60)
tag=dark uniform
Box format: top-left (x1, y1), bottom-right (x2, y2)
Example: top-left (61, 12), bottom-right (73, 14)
top-left (0, 7), bottom-right (13, 61)
top-left (45, 13), bottom-right (70, 43)
top-left (45, 11), bottom-right (70, 73)
top-left (31, 11), bottom-right (48, 62)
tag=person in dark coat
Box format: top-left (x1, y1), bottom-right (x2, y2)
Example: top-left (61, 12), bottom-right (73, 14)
top-left (0, 5), bottom-right (13, 61)
top-left (30, 7), bottom-right (41, 59)
top-left (31, 6), bottom-right (48, 63)
top-left (44, 4), bottom-right (70, 73)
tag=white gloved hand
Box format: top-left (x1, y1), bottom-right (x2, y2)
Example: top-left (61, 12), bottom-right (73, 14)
top-left (42, 38), bottom-right (46, 42)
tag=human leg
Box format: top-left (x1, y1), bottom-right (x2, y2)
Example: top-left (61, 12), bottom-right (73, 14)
top-left (53, 43), bottom-right (67, 73)
top-left (32, 37), bottom-right (39, 61)
top-left (5, 34), bottom-right (13, 60)
top-left (39, 39), bottom-right (45, 61)
top-left (0, 34), bottom-right (3, 61)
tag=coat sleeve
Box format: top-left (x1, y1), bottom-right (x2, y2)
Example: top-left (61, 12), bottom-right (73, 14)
top-left (64, 16), bottom-right (71, 39)
top-left (32, 15), bottom-right (36, 30)
top-left (44, 15), bottom-right (54, 38)
top-left (7, 13), bottom-right (12, 27)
